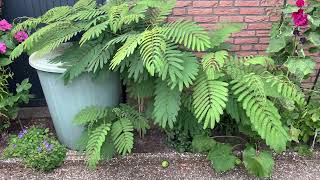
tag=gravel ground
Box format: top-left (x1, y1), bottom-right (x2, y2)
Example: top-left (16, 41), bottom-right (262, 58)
top-left (1, 115), bottom-right (320, 179)
top-left (1, 151), bottom-right (320, 180)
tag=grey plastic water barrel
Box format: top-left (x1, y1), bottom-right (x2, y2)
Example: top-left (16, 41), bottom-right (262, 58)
top-left (29, 45), bottom-right (120, 150)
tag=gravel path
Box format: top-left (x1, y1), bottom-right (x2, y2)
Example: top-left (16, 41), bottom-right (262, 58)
top-left (1, 152), bottom-right (320, 180)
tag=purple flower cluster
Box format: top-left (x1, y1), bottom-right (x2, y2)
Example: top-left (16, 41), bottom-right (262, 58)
top-left (292, 0), bottom-right (308, 27)
top-left (43, 140), bottom-right (54, 151)
top-left (18, 129), bottom-right (28, 139)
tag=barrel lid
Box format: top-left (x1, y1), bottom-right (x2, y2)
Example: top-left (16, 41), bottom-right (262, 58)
top-left (29, 43), bottom-right (72, 74)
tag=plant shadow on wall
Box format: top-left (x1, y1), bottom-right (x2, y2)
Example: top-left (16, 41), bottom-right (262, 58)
top-left (7, 0), bottom-right (320, 178)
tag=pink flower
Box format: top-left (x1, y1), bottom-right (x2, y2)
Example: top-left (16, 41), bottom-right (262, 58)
top-left (292, 9), bottom-right (308, 26)
top-left (296, 0), bottom-right (305, 7)
top-left (14, 31), bottom-right (29, 42)
top-left (0, 42), bottom-right (7, 54)
top-left (0, 19), bottom-right (12, 31)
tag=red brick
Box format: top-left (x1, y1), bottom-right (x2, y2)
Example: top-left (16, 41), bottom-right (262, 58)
top-left (241, 45), bottom-right (253, 51)
top-left (219, 16), bottom-right (244, 22)
top-left (240, 8), bottom-right (265, 15)
top-left (188, 8), bottom-right (213, 15)
top-left (200, 24), bottom-right (217, 30)
top-left (232, 31), bottom-right (256, 37)
top-left (270, 15), bottom-right (281, 22)
top-left (219, 1), bottom-right (233, 6)
top-left (254, 44), bottom-right (269, 51)
top-left (214, 8), bottom-right (239, 15)
top-left (256, 30), bottom-right (270, 37)
top-left (237, 51), bottom-right (258, 56)
top-left (172, 8), bottom-right (186, 16)
top-left (193, 1), bottom-right (218, 7)
top-left (167, 16), bottom-right (193, 22)
top-left (260, 0), bottom-right (284, 6)
top-left (234, 37), bottom-right (258, 44)
top-left (194, 16), bottom-right (218, 23)
top-left (235, 1), bottom-right (260, 6)
top-left (175, 1), bottom-right (192, 7)
top-left (232, 45), bottom-right (241, 51)
top-left (247, 23), bottom-right (273, 30)
top-left (259, 37), bottom-right (270, 43)
top-left (245, 16), bottom-right (270, 22)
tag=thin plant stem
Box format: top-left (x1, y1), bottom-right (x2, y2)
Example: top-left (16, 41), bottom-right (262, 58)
top-left (311, 129), bottom-right (318, 150)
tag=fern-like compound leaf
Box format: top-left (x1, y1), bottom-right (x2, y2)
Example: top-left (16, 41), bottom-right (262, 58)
top-left (153, 80), bottom-right (181, 129)
top-left (74, 106), bottom-right (109, 125)
top-left (193, 72), bottom-right (228, 129)
top-left (110, 34), bottom-right (142, 70)
top-left (140, 28), bottom-right (166, 76)
top-left (231, 74), bottom-right (289, 152)
top-left (86, 123), bottom-right (111, 169)
top-left (201, 50), bottom-right (228, 80)
top-left (163, 20), bottom-right (211, 51)
top-left (160, 45), bottom-right (199, 91)
top-left (111, 118), bottom-right (134, 156)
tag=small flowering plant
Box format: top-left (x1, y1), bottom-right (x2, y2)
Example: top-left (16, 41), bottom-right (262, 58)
top-left (0, 19), bottom-right (31, 133)
top-left (2, 127), bottom-right (66, 172)
top-left (268, 0), bottom-right (320, 81)
top-left (0, 19), bottom-right (28, 67)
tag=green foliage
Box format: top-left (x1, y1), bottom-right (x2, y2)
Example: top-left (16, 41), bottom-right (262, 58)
top-left (191, 135), bottom-right (216, 153)
top-left (209, 23), bottom-right (244, 48)
top-left (86, 123), bottom-right (111, 169)
top-left (162, 20), bottom-right (211, 51)
top-left (231, 73), bottom-right (289, 152)
top-left (207, 143), bottom-right (238, 172)
top-left (153, 80), bottom-right (181, 129)
top-left (111, 118), bottom-right (134, 155)
top-left (3, 127), bottom-right (67, 172)
top-left (284, 57), bottom-right (316, 80)
top-left (73, 104), bottom-right (149, 168)
top-left (243, 147), bottom-right (274, 177)
top-left (193, 71), bottom-right (228, 129)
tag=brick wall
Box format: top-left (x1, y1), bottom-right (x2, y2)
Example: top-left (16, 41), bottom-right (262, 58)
top-left (171, 0), bottom-right (319, 88)
top-left (171, 0), bottom-right (286, 56)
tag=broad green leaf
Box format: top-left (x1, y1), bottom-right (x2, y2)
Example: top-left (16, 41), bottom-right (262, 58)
top-left (308, 32), bottom-right (320, 46)
top-left (284, 57), bottom-right (316, 80)
top-left (267, 37), bottom-right (287, 53)
top-left (207, 143), bottom-right (238, 172)
top-left (243, 147), bottom-right (275, 177)
top-left (282, 5), bottom-right (299, 14)
top-left (0, 58), bottom-right (12, 66)
top-left (308, 16), bottom-right (320, 27)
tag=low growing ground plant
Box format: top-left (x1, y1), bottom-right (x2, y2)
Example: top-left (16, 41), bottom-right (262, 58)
top-left (3, 127), bottom-right (67, 172)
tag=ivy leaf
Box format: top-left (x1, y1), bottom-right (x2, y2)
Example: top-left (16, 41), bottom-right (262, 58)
top-left (243, 147), bottom-right (275, 177)
top-left (284, 57), bottom-right (316, 80)
top-left (308, 32), bottom-right (320, 46)
top-left (207, 143), bottom-right (237, 172)
top-left (267, 36), bottom-right (287, 53)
